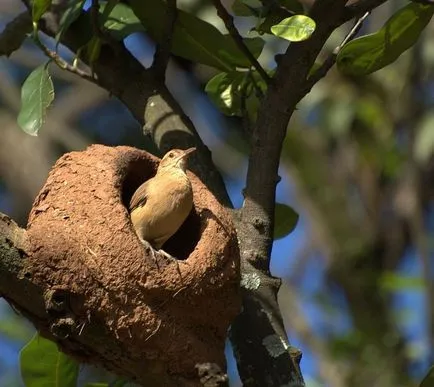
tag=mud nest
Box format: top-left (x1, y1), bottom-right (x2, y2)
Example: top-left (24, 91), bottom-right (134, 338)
top-left (25, 144), bottom-right (240, 386)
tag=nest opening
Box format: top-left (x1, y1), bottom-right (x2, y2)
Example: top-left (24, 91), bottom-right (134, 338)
top-left (120, 154), bottom-right (201, 260)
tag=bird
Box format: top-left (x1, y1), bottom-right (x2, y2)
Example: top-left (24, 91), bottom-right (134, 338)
top-left (129, 147), bottom-right (196, 260)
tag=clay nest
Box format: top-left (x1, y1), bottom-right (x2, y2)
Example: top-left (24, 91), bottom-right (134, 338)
top-left (25, 144), bottom-right (240, 387)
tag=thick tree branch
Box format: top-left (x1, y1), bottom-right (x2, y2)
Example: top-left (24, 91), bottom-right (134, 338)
top-left (151, 0), bottom-right (177, 81)
top-left (231, 0), bottom-right (401, 383)
top-left (231, 1), bottom-right (349, 386)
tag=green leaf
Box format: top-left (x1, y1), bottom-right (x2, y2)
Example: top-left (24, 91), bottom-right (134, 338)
top-left (205, 70), bottom-right (268, 118)
top-left (254, 1), bottom-right (305, 34)
top-left (271, 15), bottom-right (316, 42)
top-left (337, 3), bottom-right (434, 76)
top-left (420, 366), bottom-right (434, 387)
top-left (280, 0), bottom-right (304, 15)
top-left (205, 71), bottom-right (247, 116)
top-left (0, 316), bottom-right (34, 343)
top-left (17, 63), bottom-right (54, 136)
top-left (129, 0), bottom-right (264, 71)
top-left (0, 11), bottom-right (33, 56)
top-left (100, 2), bottom-right (145, 40)
top-left (20, 333), bottom-right (79, 387)
top-left (232, 0), bottom-right (261, 16)
top-left (274, 203), bottom-right (299, 240)
top-left (87, 36), bottom-right (102, 64)
top-left (56, 0), bottom-right (85, 44)
top-left (255, 8), bottom-right (293, 35)
top-left (32, 0), bottom-right (52, 23)
top-left (380, 272), bottom-right (424, 292)
top-left (110, 379), bottom-right (128, 387)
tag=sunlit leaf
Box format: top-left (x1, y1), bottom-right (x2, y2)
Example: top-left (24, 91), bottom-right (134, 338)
top-left (87, 36), bottom-right (102, 64)
top-left (56, 0), bottom-right (85, 44)
top-left (20, 333), bottom-right (79, 387)
top-left (205, 71), bottom-right (247, 116)
top-left (420, 366), bottom-right (434, 387)
top-left (254, 0), bottom-right (305, 34)
top-left (274, 203), bottom-right (299, 239)
top-left (380, 272), bottom-right (424, 292)
top-left (271, 15), bottom-right (316, 42)
top-left (337, 3), bottom-right (434, 75)
top-left (205, 70), bottom-right (268, 118)
top-left (255, 8), bottom-right (293, 35)
top-left (32, 0), bottom-right (52, 23)
top-left (17, 63), bottom-right (54, 136)
top-left (129, 0), bottom-right (264, 70)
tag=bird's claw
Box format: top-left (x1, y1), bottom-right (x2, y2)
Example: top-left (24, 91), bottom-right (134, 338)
top-left (138, 238), bottom-right (179, 271)
top-left (157, 249), bottom-right (176, 260)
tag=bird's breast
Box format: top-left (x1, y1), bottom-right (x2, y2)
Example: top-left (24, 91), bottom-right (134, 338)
top-left (130, 172), bottom-right (193, 248)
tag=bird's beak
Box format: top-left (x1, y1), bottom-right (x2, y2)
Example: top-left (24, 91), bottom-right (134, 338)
top-left (182, 147), bottom-right (196, 158)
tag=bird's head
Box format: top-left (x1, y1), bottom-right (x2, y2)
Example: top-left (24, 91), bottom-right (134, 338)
top-left (157, 147), bottom-right (196, 173)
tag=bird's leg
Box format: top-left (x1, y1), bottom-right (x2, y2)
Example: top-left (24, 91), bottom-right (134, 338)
top-left (157, 249), bottom-right (176, 260)
top-left (138, 237), bottom-right (159, 269)
top-left (157, 249), bottom-right (182, 278)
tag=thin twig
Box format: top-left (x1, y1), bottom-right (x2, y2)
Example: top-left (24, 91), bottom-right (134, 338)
top-left (304, 11), bottom-right (370, 91)
top-left (211, 0), bottom-right (271, 84)
top-left (152, 0), bottom-right (177, 81)
top-left (344, 0), bottom-right (387, 19)
top-left (32, 32), bottom-right (96, 82)
top-left (337, 11), bottom-right (370, 50)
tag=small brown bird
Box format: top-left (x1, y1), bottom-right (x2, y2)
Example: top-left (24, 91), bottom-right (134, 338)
top-left (129, 148), bottom-right (196, 258)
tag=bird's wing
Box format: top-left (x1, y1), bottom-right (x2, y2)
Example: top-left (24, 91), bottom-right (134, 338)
top-left (129, 181), bottom-right (150, 211)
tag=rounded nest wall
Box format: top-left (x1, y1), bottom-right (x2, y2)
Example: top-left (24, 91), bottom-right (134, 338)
top-left (25, 144), bottom-right (240, 386)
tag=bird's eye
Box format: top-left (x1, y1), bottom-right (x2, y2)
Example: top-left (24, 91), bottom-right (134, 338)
top-left (168, 153), bottom-right (174, 158)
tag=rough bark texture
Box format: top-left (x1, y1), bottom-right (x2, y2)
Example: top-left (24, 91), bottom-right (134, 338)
top-left (1, 145), bottom-right (240, 387)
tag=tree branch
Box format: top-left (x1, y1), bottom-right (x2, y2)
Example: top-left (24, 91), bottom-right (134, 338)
top-left (211, 0), bottom-right (271, 84)
top-left (32, 31), bottom-right (96, 82)
top-left (305, 11), bottom-right (370, 91)
top-left (231, 1), bottom-right (350, 386)
top-left (151, 0), bottom-right (177, 81)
